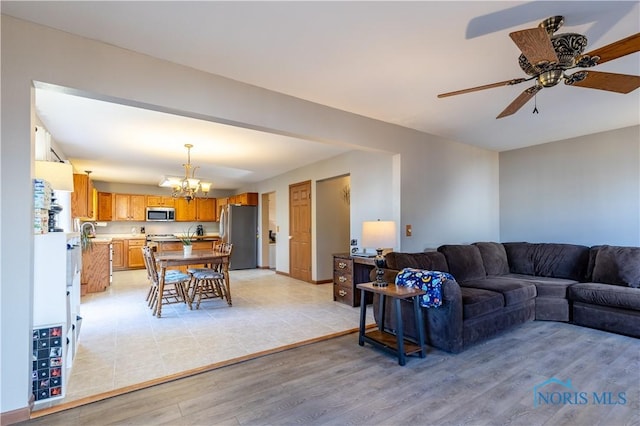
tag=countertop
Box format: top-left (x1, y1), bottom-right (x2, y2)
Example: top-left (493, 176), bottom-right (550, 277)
top-left (147, 235), bottom-right (220, 243)
top-left (89, 233), bottom-right (220, 243)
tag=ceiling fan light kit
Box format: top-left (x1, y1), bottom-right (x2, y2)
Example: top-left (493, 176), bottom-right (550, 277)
top-left (438, 16), bottom-right (640, 119)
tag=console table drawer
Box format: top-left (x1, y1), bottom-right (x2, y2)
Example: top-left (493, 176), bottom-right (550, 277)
top-left (333, 270), bottom-right (353, 286)
top-left (332, 254), bottom-right (374, 307)
top-left (333, 283), bottom-right (354, 305)
top-left (333, 258), bottom-right (353, 274)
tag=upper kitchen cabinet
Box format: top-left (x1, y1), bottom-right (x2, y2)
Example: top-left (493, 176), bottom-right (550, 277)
top-left (114, 194), bottom-right (146, 221)
top-left (196, 198), bottom-right (216, 221)
top-left (229, 192), bottom-right (258, 206)
top-left (71, 173), bottom-right (96, 219)
top-left (216, 197), bottom-right (228, 221)
top-left (146, 195), bottom-right (175, 207)
top-left (97, 192), bottom-right (113, 221)
top-left (175, 197), bottom-right (216, 221)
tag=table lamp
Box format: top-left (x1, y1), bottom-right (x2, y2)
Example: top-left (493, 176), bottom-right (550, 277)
top-left (361, 220), bottom-right (397, 286)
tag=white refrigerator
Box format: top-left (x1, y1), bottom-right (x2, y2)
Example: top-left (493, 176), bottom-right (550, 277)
top-left (33, 232), bottom-right (81, 405)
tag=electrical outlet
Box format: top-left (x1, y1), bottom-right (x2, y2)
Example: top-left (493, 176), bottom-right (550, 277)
top-left (350, 239), bottom-right (357, 246)
top-left (406, 224), bottom-right (412, 237)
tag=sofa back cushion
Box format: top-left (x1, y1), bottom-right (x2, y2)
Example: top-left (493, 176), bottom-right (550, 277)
top-left (385, 251), bottom-right (449, 272)
top-left (503, 242), bottom-right (536, 275)
top-left (532, 243), bottom-right (590, 281)
top-left (503, 242), bottom-right (589, 280)
top-left (438, 245), bottom-right (486, 282)
top-left (591, 245), bottom-right (640, 288)
top-left (473, 242), bottom-right (509, 275)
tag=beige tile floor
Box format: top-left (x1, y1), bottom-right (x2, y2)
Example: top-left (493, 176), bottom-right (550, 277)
top-left (61, 268), bottom-right (374, 405)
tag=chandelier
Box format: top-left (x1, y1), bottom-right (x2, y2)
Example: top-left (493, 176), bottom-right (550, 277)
top-left (159, 144), bottom-right (212, 203)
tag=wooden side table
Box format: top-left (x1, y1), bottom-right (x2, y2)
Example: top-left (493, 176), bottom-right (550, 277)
top-left (356, 282), bottom-right (427, 366)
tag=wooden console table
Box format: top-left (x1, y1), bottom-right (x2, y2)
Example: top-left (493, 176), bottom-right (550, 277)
top-left (357, 282), bottom-right (427, 366)
top-left (332, 254), bottom-right (376, 306)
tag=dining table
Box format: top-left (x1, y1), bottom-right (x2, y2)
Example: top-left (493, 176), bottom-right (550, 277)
top-left (154, 249), bottom-right (230, 317)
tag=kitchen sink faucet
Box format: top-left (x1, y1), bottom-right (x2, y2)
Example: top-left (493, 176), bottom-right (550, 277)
top-left (81, 222), bottom-right (96, 237)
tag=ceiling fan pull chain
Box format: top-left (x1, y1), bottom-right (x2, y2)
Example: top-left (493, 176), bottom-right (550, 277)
top-left (532, 93), bottom-right (539, 114)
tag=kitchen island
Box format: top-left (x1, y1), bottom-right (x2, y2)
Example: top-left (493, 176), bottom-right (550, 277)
top-left (146, 234), bottom-right (220, 272)
top-left (145, 234), bottom-right (220, 253)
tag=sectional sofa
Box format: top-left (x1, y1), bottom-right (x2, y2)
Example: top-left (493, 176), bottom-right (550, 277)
top-left (374, 242), bottom-right (639, 353)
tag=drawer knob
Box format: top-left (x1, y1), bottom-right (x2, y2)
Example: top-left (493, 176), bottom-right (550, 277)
top-left (338, 289), bottom-right (347, 297)
top-left (338, 276), bottom-right (347, 283)
top-left (337, 262), bottom-right (347, 269)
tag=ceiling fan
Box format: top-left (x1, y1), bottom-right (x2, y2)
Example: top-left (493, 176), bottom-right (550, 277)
top-left (438, 16), bottom-right (640, 119)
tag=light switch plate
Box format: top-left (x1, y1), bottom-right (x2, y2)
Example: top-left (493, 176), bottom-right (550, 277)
top-left (406, 224), bottom-right (412, 236)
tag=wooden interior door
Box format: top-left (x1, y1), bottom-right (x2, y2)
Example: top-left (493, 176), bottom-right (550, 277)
top-left (289, 181), bottom-right (311, 282)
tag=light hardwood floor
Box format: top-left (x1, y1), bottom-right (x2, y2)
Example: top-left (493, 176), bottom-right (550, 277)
top-left (26, 320), bottom-right (639, 425)
top-left (33, 268), bottom-right (373, 411)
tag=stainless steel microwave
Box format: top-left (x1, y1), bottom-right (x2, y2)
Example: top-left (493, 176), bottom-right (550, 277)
top-left (146, 207), bottom-right (175, 222)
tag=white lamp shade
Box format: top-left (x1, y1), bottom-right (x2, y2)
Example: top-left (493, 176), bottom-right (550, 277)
top-left (361, 220), bottom-right (397, 250)
top-left (34, 161), bottom-right (74, 191)
top-left (199, 182), bottom-right (212, 193)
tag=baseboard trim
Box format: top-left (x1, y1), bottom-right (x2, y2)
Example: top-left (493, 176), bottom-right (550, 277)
top-left (1, 404), bottom-right (31, 425)
top-left (312, 279), bottom-right (333, 285)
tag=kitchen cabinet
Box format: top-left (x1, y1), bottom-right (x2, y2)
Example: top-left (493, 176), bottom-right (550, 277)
top-left (82, 242), bottom-right (111, 293)
top-left (196, 198), bottom-right (216, 221)
top-left (175, 197), bottom-right (216, 222)
top-left (146, 195), bottom-right (175, 207)
top-left (114, 194), bottom-right (146, 221)
top-left (97, 192), bottom-right (113, 221)
top-left (71, 173), bottom-right (96, 219)
top-left (216, 197), bottom-right (228, 221)
top-left (111, 239), bottom-right (125, 270)
top-left (229, 192), bottom-right (258, 206)
top-left (127, 239), bottom-right (146, 269)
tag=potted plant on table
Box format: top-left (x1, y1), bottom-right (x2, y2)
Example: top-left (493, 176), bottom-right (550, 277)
top-left (178, 226), bottom-right (197, 255)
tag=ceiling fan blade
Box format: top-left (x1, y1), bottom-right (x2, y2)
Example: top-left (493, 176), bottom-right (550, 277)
top-left (583, 33), bottom-right (640, 65)
top-left (568, 71), bottom-right (640, 94)
top-left (437, 78), bottom-right (526, 98)
top-left (509, 27), bottom-right (559, 66)
top-left (496, 86), bottom-right (542, 119)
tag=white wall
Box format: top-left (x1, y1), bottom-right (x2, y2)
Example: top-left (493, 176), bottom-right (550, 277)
top-left (500, 126), bottom-right (640, 246)
top-left (244, 150), bottom-right (398, 280)
top-left (399, 138), bottom-right (500, 251)
top-left (1, 15), bottom-right (498, 416)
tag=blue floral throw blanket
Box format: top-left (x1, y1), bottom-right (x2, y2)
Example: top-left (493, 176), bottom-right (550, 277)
top-left (395, 268), bottom-right (454, 308)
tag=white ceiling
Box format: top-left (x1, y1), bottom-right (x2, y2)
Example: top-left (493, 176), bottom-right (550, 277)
top-left (3, 1), bottom-right (639, 188)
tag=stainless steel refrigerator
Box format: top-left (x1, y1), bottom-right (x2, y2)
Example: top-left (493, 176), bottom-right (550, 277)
top-left (219, 204), bottom-right (258, 269)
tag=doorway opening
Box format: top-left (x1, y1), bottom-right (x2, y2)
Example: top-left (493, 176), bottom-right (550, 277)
top-left (261, 192), bottom-right (277, 270)
top-left (316, 174), bottom-right (351, 282)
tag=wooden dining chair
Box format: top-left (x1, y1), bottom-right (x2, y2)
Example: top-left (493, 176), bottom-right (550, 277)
top-left (187, 243), bottom-right (233, 309)
top-left (141, 246), bottom-right (192, 317)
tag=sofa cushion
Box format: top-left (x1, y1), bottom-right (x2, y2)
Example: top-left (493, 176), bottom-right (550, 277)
top-left (462, 277), bottom-right (537, 306)
top-left (532, 243), bottom-right (589, 281)
top-left (591, 245), bottom-right (640, 288)
top-left (460, 287), bottom-right (504, 319)
top-left (438, 245), bottom-right (486, 282)
top-left (474, 242), bottom-right (509, 275)
top-left (569, 283), bottom-right (640, 311)
top-left (503, 273), bottom-right (577, 298)
top-left (586, 245), bottom-right (601, 281)
top-left (384, 251), bottom-right (449, 272)
top-left (503, 242), bottom-right (536, 275)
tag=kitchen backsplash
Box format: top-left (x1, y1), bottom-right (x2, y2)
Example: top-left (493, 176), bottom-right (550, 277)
top-left (95, 221), bottom-right (220, 236)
